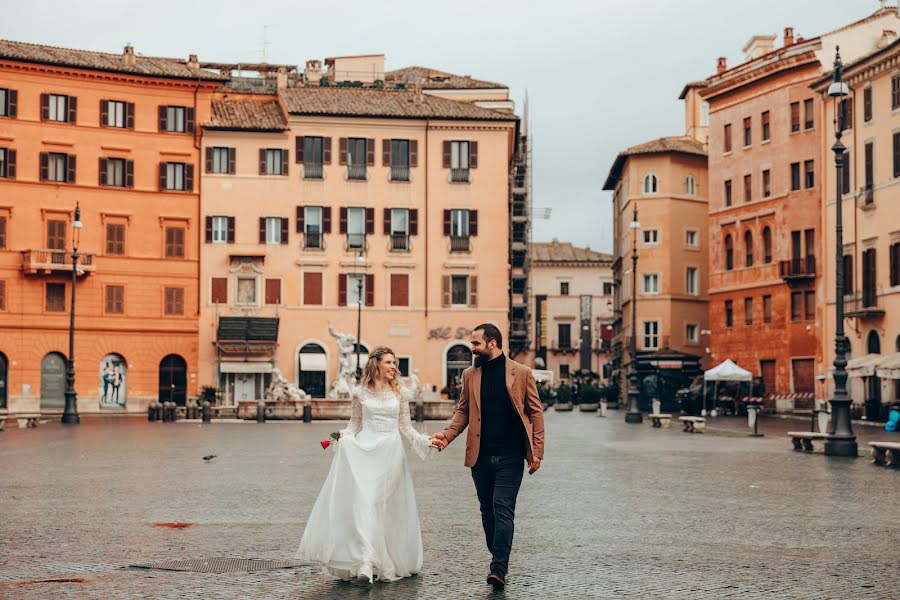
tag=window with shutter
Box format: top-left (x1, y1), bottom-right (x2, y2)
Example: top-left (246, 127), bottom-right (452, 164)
top-left (347, 138), bottom-right (367, 179)
top-left (106, 223), bottom-right (125, 255)
top-left (0, 280), bottom-right (5, 311)
top-left (105, 285), bottom-right (125, 314)
top-left (843, 254), bottom-right (854, 295)
top-left (365, 273), bottom-right (374, 306)
top-left (441, 275), bottom-right (451, 307)
top-left (0, 147), bottom-right (13, 178)
top-left (449, 141), bottom-right (470, 182)
top-left (47, 220), bottom-right (66, 250)
top-left (339, 274), bottom-right (348, 306)
top-left (164, 287), bottom-right (185, 315)
top-left (864, 87), bottom-right (873, 122)
top-left (389, 139), bottom-right (410, 181)
top-left (724, 123), bottom-right (732, 152)
top-left (790, 102), bottom-right (800, 132)
top-left (265, 279), bottom-right (281, 305)
top-left (390, 273), bottom-right (409, 306)
top-left (0, 216), bottom-right (6, 249)
top-left (46, 283), bottom-right (66, 312)
top-left (303, 272), bottom-right (323, 305)
top-left (165, 226), bottom-right (185, 258)
top-left (211, 278), bottom-right (228, 304)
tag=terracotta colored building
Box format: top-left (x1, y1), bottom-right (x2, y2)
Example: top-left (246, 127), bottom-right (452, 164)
top-left (604, 86), bottom-right (710, 405)
top-left (0, 41), bottom-right (223, 414)
top-left (815, 31), bottom-right (900, 420)
top-left (700, 8), bottom-right (899, 401)
top-left (198, 56), bottom-right (519, 403)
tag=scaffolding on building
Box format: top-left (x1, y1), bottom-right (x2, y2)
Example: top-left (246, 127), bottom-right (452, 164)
top-left (508, 99), bottom-right (532, 360)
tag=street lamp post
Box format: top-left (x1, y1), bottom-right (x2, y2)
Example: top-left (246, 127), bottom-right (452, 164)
top-left (625, 204), bottom-right (643, 423)
top-left (61, 203), bottom-right (83, 425)
top-left (355, 245), bottom-right (365, 381)
top-left (824, 47), bottom-right (858, 457)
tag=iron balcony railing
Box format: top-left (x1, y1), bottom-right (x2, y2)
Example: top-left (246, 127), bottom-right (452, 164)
top-left (304, 231), bottom-right (323, 249)
top-left (450, 235), bottom-right (470, 252)
top-left (863, 185), bottom-right (874, 205)
top-left (347, 164), bottom-right (367, 180)
top-left (779, 256), bottom-right (816, 280)
top-left (346, 233), bottom-right (366, 251)
top-left (391, 233), bottom-right (410, 251)
top-left (390, 165), bottom-right (410, 182)
top-left (450, 168), bottom-right (470, 183)
top-left (304, 162), bottom-right (324, 180)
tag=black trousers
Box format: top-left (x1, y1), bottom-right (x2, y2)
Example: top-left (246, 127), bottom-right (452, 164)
top-left (470, 453), bottom-right (525, 578)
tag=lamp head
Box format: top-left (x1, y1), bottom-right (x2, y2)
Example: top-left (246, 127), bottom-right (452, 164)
top-left (629, 220), bottom-right (641, 230)
top-left (73, 203), bottom-right (83, 229)
top-left (828, 46), bottom-right (849, 98)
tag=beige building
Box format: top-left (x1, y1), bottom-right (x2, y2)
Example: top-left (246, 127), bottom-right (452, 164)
top-left (198, 56), bottom-right (521, 403)
top-left (815, 32), bottom-right (900, 420)
top-left (525, 241), bottom-right (614, 381)
top-left (604, 86), bottom-right (710, 404)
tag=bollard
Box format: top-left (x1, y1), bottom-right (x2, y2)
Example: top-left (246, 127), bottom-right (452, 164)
top-left (302, 401), bottom-right (312, 423)
top-left (147, 402), bottom-right (156, 422)
top-left (186, 398), bottom-right (198, 419)
top-left (257, 400), bottom-right (267, 423)
top-left (165, 401), bottom-right (176, 422)
top-left (599, 400), bottom-right (608, 418)
top-left (415, 401), bottom-right (425, 423)
top-left (747, 402), bottom-right (763, 437)
top-left (201, 400), bottom-right (211, 423)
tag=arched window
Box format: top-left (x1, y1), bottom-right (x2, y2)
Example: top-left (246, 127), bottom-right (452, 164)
top-left (744, 230), bottom-right (754, 267)
top-left (685, 175), bottom-right (696, 196)
top-left (725, 235), bottom-right (734, 271)
top-left (867, 330), bottom-right (881, 354)
top-left (762, 227), bottom-right (772, 263)
top-left (895, 335), bottom-right (900, 352)
top-left (642, 174), bottom-right (658, 195)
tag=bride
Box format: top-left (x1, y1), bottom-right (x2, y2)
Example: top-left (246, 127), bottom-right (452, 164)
top-left (296, 346), bottom-right (434, 583)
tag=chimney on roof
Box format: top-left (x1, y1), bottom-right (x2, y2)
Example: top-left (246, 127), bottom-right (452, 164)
top-left (742, 35), bottom-right (776, 61)
top-left (716, 56), bottom-right (727, 74)
top-left (276, 66), bottom-right (289, 89)
top-left (123, 44), bottom-right (135, 66)
top-left (305, 60), bottom-right (322, 85)
top-left (879, 29), bottom-right (898, 49)
top-left (784, 27), bottom-right (795, 47)
top-left (187, 54), bottom-right (199, 70)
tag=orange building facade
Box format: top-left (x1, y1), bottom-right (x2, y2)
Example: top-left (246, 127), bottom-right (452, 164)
top-left (0, 42), bottom-right (223, 414)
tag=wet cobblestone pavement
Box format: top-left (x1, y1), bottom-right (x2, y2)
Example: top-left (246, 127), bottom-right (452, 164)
top-left (1, 411), bottom-right (898, 599)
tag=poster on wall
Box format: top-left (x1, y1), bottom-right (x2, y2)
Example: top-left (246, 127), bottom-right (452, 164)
top-left (99, 354), bottom-right (127, 408)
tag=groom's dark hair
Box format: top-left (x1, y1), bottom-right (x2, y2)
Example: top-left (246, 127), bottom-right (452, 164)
top-left (474, 323), bottom-right (503, 349)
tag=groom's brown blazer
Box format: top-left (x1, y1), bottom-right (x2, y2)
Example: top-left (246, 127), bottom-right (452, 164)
top-left (441, 357), bottom-right (545, 468)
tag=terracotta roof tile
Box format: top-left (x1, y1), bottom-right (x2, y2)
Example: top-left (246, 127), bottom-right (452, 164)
top-left (531, 241), bottom-right (613, 264)
top-left (0, 39), bottom-right (227, 81)
top-left (621, 136), bottom-right (707, 158)
top-left (205, 99), bottom-right (287, 131)
top-left (279, 87), bottom-right (516, 121)
top-left (385, 66), bottom-right (505, 90)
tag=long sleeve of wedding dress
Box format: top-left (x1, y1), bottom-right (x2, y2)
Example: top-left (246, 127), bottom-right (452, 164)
top-left (340, 388), bottom-right (363, 437)
top-left (398, 390), bottom-right (432, 460)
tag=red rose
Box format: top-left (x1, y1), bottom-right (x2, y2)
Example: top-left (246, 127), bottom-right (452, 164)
top-left (320, 440), bottom-right (330, 450)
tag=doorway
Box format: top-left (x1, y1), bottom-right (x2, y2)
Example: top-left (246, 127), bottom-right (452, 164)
top-left (866, 330), bottom-right (882, 420)
top-left (158, 354), bottom-right (187, 406)
top-left (445, 344), bottom-right (473, 399)
top-left (298, 343), bottom-right (327, 398)
top-left (0, 352), bottom-right (7, 409)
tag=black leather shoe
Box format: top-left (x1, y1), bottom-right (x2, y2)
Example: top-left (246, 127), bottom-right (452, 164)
top-left (486, 573), bottom-right (506, 591)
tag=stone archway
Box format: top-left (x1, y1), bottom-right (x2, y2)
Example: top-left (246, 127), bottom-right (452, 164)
top-left (445, 343), bottom-right (473, 399)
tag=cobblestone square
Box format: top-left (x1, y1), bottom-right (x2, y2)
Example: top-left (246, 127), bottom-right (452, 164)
top-left (1, 412), bottom-right (898, 599)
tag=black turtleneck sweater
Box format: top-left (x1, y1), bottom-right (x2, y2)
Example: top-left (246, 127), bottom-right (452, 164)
top-left (479, 353), bottom-right (526, 458)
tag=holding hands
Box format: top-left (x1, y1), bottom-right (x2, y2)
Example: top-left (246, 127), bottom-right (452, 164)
top-left (429, 432), bottom-right (448, 451)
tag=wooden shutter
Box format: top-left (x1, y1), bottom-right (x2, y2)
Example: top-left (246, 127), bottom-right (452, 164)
top-left (469, 141), bottom-right (478, 168)
top-left (227, 216), bottom-right (235, 243)
top-left (184, 164), bottom-right (194, 191)
top-left (6, 150), bottom-right (15, 179)
top-left (7, 89), bottom-right (16, 118)
top-left (391, 273), bottom-right (409, 307)
top-left (99, 158), bottom-right (108, 186)
top-left (442, 141), bottom-right (451, 168)
top-left (67, 96), bottom-right (77, 123)
top-left (126, 102), bottom-right (135, 129)
top-left (259, 148), bottom-right (267, 174)
top-left (39, 152), bottom-right (49, 181)
top-left (265, 279), bottom-right (281, 305)
top-left (442, 275), bottom-right (451, 307)
top-left (323, 137), bottom-right (332, 164)
top-left (409, 209), bottom-right (418, 235)
top-left (280, 217), bottom-right (289, 244)
top-left (468, 275), bottom-right (478, 307)
top-left (100, 100), bottom-right (109, 126)
top-left (383, 208), bottom-right (392, 235)
top-left (322, 207), bottom-right (332, 233)
top-left (365, 208), bottom-right (374, 234)
top-left (125, 160), bottom-right (134, 188)
top-left (366, 138), bottom-right (375, 166)
top-left (338, 138), bottom-right (348, 165)
top-left (303, 272), bottom-right (323, 305)
top-left (443, 210), bottom-right (451, 236)
top-left (469, 210), bottom-right (478, 236)
top-left (339, 207), bottom-right (348, 233)
top-left (295, 136), bottom-right (304, 163)
top-left (205, 216), bottom-right (213, 243)
top-left (158, 105), bottom-right (167, 131)
top-left (365, 273), bottom-right (374, 306)
top-left (66, 154), bottom-right (76, 183)
top-left (185, 107), bottom-right (195, 133)
top-left (0, 280), bottom-right (4, 310)
top-left (205, 147), bottom-right (213, 172)
top-left (281, 149), bottom-right (289, 175)
top-left (259, 217), bottom-right (266, 243)
top-left (296, 206), bottom-right (305, 233)
top-left (228, 148), bottom-right (236, 174)
top-left (382, 139), bottom-right (391, 166)
top-left (338, 274), bottom-right (347, 306)
top-left (410, 140), bottom-right (418, 167)
top-left (211, 278), bottom-right (227, 304)
top-left (158, 162), bottom-right (167, 190)
top-left (40, 93), bottom-right (50, 121)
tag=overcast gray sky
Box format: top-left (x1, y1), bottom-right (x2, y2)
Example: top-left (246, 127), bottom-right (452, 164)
top-left (2, 0), bottom-right (877, 251)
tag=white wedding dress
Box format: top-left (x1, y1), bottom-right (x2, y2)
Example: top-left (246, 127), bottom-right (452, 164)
top-left (296, 385), bottom-right (432, 582)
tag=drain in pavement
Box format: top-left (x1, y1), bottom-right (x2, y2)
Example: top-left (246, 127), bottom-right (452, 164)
top-left (129, 558), bottom-right (310, 574)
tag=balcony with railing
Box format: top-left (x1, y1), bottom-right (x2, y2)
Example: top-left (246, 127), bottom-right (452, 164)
top-left (346, 233), bottom-right (366, 251)
top-left (23, 249), bottom-right (95, 275)
top-left (390, 165), bottom-right (410, 182)
top-left (845, 293), bottom-right (885, 319)
top-left (450, 168), bottom-right (470, 183)
top-left (304, 231), bottom-right (323, 250)
top-left (347, 164), bottom-right (367, 180)
top-left (390, 233), bottom-right (410, 251)
top-left (450, 235), bottom-right (470, 252)
top-left (779, 256), bottom-right (816, 282)
top-left (304, 162), bottom-right (324, 180)
top-left (859, 185), bottom-right (874, 207)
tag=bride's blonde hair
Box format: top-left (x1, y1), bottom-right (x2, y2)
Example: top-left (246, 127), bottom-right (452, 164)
top-left (360, 346), bottom-right (401, 394)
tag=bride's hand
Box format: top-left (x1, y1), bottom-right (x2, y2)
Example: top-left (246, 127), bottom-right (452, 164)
top-left (429, 433), bottom-right (448, 451)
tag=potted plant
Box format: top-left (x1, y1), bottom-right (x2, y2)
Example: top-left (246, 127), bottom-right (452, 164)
top-left (554, 383), bottom-right (573, 411)
top-left (578, 383), bottom-right (601, 412)
top-left (200, 385), bottom-right (217, 405)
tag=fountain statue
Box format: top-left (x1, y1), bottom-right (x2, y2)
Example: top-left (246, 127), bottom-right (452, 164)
top-left (265, 367), bottom-right (310, 404)
top-left (328, 322), bottom-right (359, 399)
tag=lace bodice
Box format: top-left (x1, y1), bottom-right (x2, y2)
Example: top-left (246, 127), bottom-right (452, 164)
top-left (341, 386), bottom-right (431, 459)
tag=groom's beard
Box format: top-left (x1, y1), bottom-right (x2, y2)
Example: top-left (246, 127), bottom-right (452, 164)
top-left (473, 353), bottom-right (486, 368)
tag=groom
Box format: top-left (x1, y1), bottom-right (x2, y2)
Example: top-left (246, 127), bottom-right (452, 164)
top-left (431, 323), bottom-right (545, 591)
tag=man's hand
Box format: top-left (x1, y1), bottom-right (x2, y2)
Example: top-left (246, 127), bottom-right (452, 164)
top-left (528, 457), bottom-right (541, 475)
top-left (430, 432), bottom-right (448, 451)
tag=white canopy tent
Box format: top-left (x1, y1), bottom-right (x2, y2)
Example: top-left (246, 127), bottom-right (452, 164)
top-left (703, 359), bottom-right (753, 415)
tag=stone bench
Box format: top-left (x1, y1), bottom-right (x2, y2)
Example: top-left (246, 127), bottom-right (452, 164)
top-left (14, 414), bottom-right (41, 429)
top-left (787, 431), bottom-right (829, 452)
top-left (678, 416), bottom-right (705, 433)
top-left (870, 441), bottom-right (900, 467)
top-left (648, 413), bottom-right (672, 428)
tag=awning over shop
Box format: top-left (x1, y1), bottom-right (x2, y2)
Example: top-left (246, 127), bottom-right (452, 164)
top-left (219, 361), bottom-right (274, 374)
top-left (875, 353), bottom-right (900, 380)
top-left (216, 316), bottom-right (279, 356)
top-left (846, 353), bottom-right (883, 378)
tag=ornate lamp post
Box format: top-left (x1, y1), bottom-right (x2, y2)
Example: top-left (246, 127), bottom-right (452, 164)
top-left (625, 204), bottom-right (643, 424)
top-left (355, 245), bottom-right (365, 381)
top-left (824, 47), bottom-right (857, 457)
top-left (61, 203), bottom-right (83, 425)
